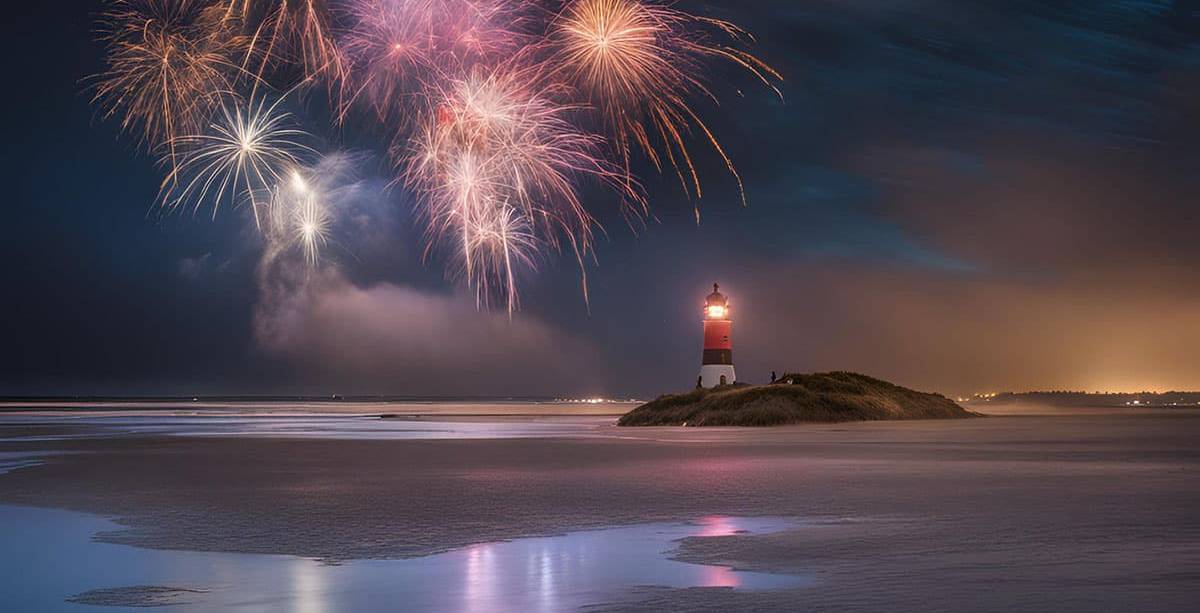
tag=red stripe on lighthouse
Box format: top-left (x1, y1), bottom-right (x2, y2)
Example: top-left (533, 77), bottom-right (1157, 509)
top-left (703, 320), bottom-right (732, 350)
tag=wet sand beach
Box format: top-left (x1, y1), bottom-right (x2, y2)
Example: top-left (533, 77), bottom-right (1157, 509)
top-left (1, 408), bottom-right (1198, 611)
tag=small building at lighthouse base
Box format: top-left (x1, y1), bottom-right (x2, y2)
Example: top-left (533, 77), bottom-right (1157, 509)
top-left (699, 364), bottom-right (737, 388)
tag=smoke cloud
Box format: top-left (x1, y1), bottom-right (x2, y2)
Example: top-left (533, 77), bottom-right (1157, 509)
top-left (253, 272), bottom-right (601, 395)
top-left (250, 154), bottom-right (601, 396)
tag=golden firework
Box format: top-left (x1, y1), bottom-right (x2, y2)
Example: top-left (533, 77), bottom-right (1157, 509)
top-left (93, 0), bottom-right (251, 167)
top-left (553, 0), bottom-right (781, 215)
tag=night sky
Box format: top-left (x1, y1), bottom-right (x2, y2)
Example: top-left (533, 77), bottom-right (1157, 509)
top-left (3, 1), bottom-right (1199, 397)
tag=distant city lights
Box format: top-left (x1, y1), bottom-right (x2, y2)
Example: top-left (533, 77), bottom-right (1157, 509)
top-left (955, 391), bottom-right (1200, 407)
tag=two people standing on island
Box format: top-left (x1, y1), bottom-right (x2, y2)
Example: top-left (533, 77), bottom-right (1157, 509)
top-left (696, 371), bottom-right (778, 387)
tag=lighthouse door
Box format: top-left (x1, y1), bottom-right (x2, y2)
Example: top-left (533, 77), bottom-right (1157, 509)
top-left (719, 375), bottom-right (727, 385)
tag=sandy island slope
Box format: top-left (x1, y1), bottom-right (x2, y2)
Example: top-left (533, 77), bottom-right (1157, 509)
top-left (619, 372), bottom-right (976, 426)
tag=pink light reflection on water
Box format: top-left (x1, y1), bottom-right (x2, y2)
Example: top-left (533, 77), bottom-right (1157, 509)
top-left (2, 505), bottom-right (805, 613)
top-left (450, 516), bottom-right (800, 610)
top-left (691, 516), bottom-right (747, 588)
top-left (694, 515), bottom-right (741, 537)
top-left (463, 543), bottom-right (499, 612)
top-left (700, 563), bottom-right (741, 588)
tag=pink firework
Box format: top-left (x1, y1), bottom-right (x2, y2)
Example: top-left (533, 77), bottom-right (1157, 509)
top-left (341, 0), bottom-right (528, 123)
top-left (402, 66), bottom-right (641, 313)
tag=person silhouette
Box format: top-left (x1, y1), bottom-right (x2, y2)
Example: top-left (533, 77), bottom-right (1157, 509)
top-left (770, 371), bottom-right (777, 384)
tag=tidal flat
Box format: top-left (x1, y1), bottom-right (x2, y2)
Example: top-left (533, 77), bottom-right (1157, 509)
top-left (1, 406), bottom-right (1198, 611)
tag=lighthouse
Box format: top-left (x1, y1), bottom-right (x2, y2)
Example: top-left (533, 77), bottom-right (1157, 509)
top-left (698, 283), bottom-right (736, 387)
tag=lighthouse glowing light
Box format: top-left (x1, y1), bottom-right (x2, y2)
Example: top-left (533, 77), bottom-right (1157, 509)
top-left (699, 283), bottom-right (736, 387)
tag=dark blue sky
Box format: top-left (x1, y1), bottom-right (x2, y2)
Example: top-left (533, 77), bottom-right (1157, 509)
top-left (3, 1), bottom-right (1199, 397)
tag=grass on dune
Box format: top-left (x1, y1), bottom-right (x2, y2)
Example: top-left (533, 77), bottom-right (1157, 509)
top-left (618, 371), bottom-right (977, 427)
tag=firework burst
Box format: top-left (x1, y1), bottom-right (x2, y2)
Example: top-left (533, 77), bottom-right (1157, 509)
top-left (403, 67), bottom-right (639, 313)
top-left (160, 92), bottom-right (317, 227)
top-left (93, 0), bottom-right (250, 166)
top-left (551, 0), bottom-right (781, 215)
top-left (341, 0), bottom-right (527, 123)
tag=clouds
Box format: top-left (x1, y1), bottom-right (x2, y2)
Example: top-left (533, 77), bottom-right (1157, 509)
top-left (655, 0), bottom-right (1200, 395)
top-left (252, 272), bottom-right (602, 395)
top-left (731, 258), bottom-right (1200, 396)
top-left (853, 134), bottom-right (1200, 275)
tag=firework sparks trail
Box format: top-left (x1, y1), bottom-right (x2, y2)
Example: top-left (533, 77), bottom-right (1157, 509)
top-left (222, 0), bottom-right (348, 92)
top-left (92, 0), bottom-right (251, 168)
top-left (551, 0), bottom-right (781, 218)
top-left (91, 0), bottom-right (778, 313)
top-left (160, 91), bottom-right (317, 228)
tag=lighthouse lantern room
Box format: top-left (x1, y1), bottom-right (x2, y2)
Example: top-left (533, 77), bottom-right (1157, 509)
top-left (699, 283), bottom-right (736, 387)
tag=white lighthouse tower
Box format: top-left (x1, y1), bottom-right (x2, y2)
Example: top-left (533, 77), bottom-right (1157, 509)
top-left (698, 283), bottom-right (736, 387)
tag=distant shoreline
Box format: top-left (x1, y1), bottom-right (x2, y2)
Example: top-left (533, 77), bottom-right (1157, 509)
top-left (963, 391), bottom-right (1200, 409)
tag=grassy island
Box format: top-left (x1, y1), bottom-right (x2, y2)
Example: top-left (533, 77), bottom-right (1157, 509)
top-left (618, 371), bottom-right (977, 427)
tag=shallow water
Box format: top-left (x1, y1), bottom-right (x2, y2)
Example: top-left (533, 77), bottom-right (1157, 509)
top-left (0, 451), bottom-right (50, 474)
top-left (0, 505), bottom-right (806, 612)
top-left (0, 413), bottom-right (618, 441)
